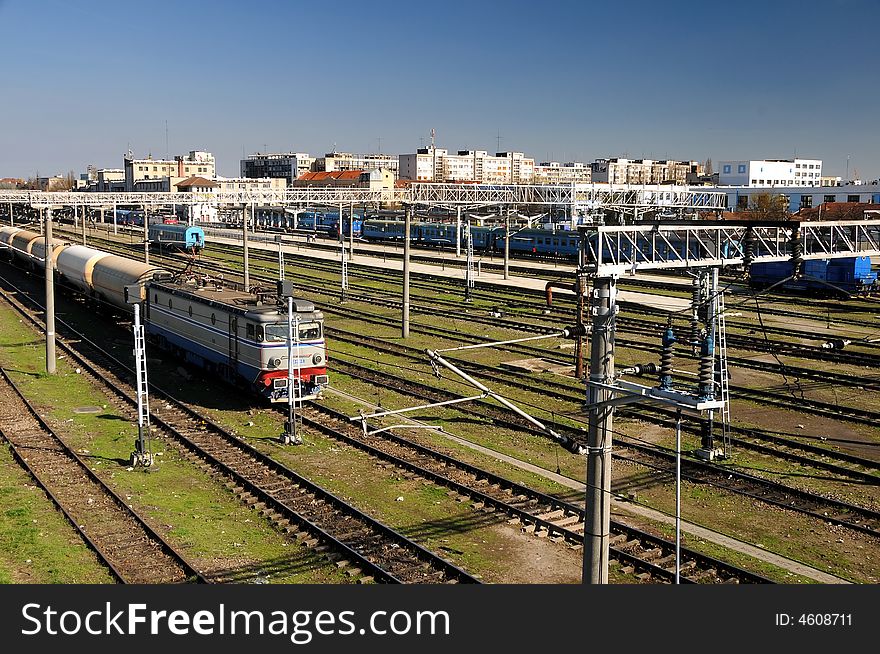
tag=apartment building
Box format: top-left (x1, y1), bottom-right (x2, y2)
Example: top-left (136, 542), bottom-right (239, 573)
top-left (717, 159), bottom-right (822, 187)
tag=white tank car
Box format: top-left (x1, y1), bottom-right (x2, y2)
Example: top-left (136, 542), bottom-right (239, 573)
top-left (0, 226), bottom-right (22, 253)
top-left (91, 255), bottom-right (166, 311)
top-left (0, 226), bottom-right (23, 260)
top-left (30, 235), bottom-right (70, 269)
top-left (10, 229), bottom-right (42, 262)
top-left (56, 245), bottom-right (111, 296)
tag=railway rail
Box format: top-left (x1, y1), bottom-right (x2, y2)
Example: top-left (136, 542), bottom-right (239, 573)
top-left (291, 400), bottom-right (772, 584)
top-left (0, 277), bottom-right (478, 585)
top-left (328, 352), bottom-right (880, 538)
top-left (0, 367), bottom-right (207, 584)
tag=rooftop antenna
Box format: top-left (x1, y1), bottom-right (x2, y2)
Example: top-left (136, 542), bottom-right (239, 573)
top-left (431, 127), bottom-right (435, 149)
top-left (496, 129), bottom-right (502, 152)
top-left (377, 136), bottom-right (382, 153)
top-left (165, 119), bottom-right (169, 160)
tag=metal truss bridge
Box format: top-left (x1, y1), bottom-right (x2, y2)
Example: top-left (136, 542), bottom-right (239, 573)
top-left (580, 219), bottom-right (880, 277)
top-left (0, 184), bottom-right (727, 213)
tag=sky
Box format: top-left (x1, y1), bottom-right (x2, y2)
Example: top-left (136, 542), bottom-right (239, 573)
top-left (1, 0), bottom-right (878, 179)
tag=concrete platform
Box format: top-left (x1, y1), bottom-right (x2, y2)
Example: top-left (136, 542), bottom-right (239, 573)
top-left (207, 230), bottom-right (692, 313)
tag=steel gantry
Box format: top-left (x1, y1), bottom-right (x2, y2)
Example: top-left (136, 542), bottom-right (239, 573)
top-left (576, 218), bottom-right (880, 584)
top-left (0, 183), bottom-right (727, 216)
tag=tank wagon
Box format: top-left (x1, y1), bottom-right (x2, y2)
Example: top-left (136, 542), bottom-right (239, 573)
top-left (148, 223), bottom-right (205, 252)
top-left (0, 232), bottom-right (328, 402)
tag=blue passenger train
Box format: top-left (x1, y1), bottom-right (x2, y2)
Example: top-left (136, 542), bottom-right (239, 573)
top-left (748, 256), bottom-right (877, 296)
top-left (148, 223), bottom-right (206, 251)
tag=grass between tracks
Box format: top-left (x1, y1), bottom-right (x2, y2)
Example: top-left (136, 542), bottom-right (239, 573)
top-left (0, 304), bottom-right (347, 584)
top-left (0, 442), bottom-right (115, 584)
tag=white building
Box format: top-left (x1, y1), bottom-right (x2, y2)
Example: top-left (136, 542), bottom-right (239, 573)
top-left (533, 161), bottom-right (591, 185)
top-left (590, 158), bottom-right (702, 185)
top-left (717, 158), bottom-right (822, 187)
top-left (315, 152), bottom-right (399, 176)
top-left (124, 150), bottom-right (215, 192)
top-left (703, 181), bottom-right (880, 212)
top-left (240, 152), bottom-right (314, 185)
top-left (398, 146), bottom-right (535, 183)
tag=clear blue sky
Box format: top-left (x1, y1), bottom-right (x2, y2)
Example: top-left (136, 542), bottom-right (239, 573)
top-left (1, 0), bottom-right (878, 179)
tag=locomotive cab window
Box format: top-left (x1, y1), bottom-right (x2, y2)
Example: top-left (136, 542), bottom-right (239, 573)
top-left (247, 323), bottom-right (255, 339)
top-left (262, 321), bottom-right (322, 343)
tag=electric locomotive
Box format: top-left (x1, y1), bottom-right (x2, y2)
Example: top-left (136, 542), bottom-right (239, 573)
top-left (146, 279), bottom-right (328, 401)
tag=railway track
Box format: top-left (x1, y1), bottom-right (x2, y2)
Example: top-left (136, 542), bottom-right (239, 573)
top-left (326, 322), bottom-right (880, 482)
top-left (323, 344), bottom-right (880, 539)
top-left (0, 278), bottom-right (478, 585)
top-left (0, 367), bottom-right (207, 584)
top-left (290, 400), bottom-right (772, 584)
top-left (75, 237), bottom-right (878, 478)
top-left (0, 260), bottom-right (775, 584)
top-left (58, 227), bottom-right (880, 360)
top-left (29, 234), bottom-right (880, 474)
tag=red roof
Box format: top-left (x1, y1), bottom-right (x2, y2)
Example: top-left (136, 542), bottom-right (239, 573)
top-left (795, 202), bottom-right (880, 220)
top-left (175, 175), bottom-right (218, 189)
top-left (297, 170), bottom-right (365, 182)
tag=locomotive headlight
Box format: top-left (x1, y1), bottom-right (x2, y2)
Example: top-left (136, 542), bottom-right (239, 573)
top-left (270, 357), bottom-right (283, 368)
top-left (312, 354), bottom-right (323, 365)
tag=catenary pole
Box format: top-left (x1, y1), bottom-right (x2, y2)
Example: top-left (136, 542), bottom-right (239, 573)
top-left (402, 204), bottom-right (411, 338)
top-left (583, 275), bottom-right (616, 583)
top-left (242, 203), bottom-right (250, 289)
top-left (44, 208), bottom-right (56, 375)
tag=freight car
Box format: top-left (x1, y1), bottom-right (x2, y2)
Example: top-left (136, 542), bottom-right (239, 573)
top-left (0, 229), bottom-right (328, 401)
top-left (748, 256), bottom-right (878, 296)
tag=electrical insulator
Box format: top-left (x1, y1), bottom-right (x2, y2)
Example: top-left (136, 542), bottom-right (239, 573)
top-left (690, 277), bottom-right (701, 351)
top-left (790, 228), bottom-right (804, 279)
top-left (659, 326), bottom-right (676, 390)
top-left (742, 226), bottom-right (756, 271)
top-left (562, 324), bottom-right (588, 338)
top-left (620, 363), bottom-right (657, 376)
top-left (821, 338), bottom-right (850, 350)
top-left (698, 334), bottom-right (715, 401)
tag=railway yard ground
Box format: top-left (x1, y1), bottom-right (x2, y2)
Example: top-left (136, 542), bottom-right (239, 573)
top-left (1, 220), bottom-right (878, 585)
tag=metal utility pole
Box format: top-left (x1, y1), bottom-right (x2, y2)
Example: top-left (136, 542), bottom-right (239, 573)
top-left (504, 208), bottom-right (510, 280)
top-left (456, 206), bottom-right (461, 257)
top-left (349, 200), bottom-right (355, 257)
top-left (465, 219), bottom-right (474, 302)
top-left (276, 235), bottom-right (285, 280)
top-left (242, 204), bottom-right (250, 290)
top-left (81, 205), bottom-right (86, 245)
top-left (44, 208), bottom-right (56, 376)
top-left (402, 204), bottom-right (412, 338)
top-left (340, 228), bottom-right (349, 302)
top-left (675, 409), bottom-right (683, 584)
top-left (112, 202), bottom-right (118, 235)
top-left (143, 204), bottom-right (149, 264)
top-left (583, 275), bottom-right (617, 584)
top-left (9, 201), bottom-right (13, 226)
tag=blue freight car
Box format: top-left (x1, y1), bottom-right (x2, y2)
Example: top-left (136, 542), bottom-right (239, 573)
top-left (148, 223), bottom-right (205, 251)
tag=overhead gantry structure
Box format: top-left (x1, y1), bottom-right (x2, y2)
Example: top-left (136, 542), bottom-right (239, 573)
top-left (0, 183), bottom-right (727, 218)
top-left (576, 218), bottom-right (880, 584)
